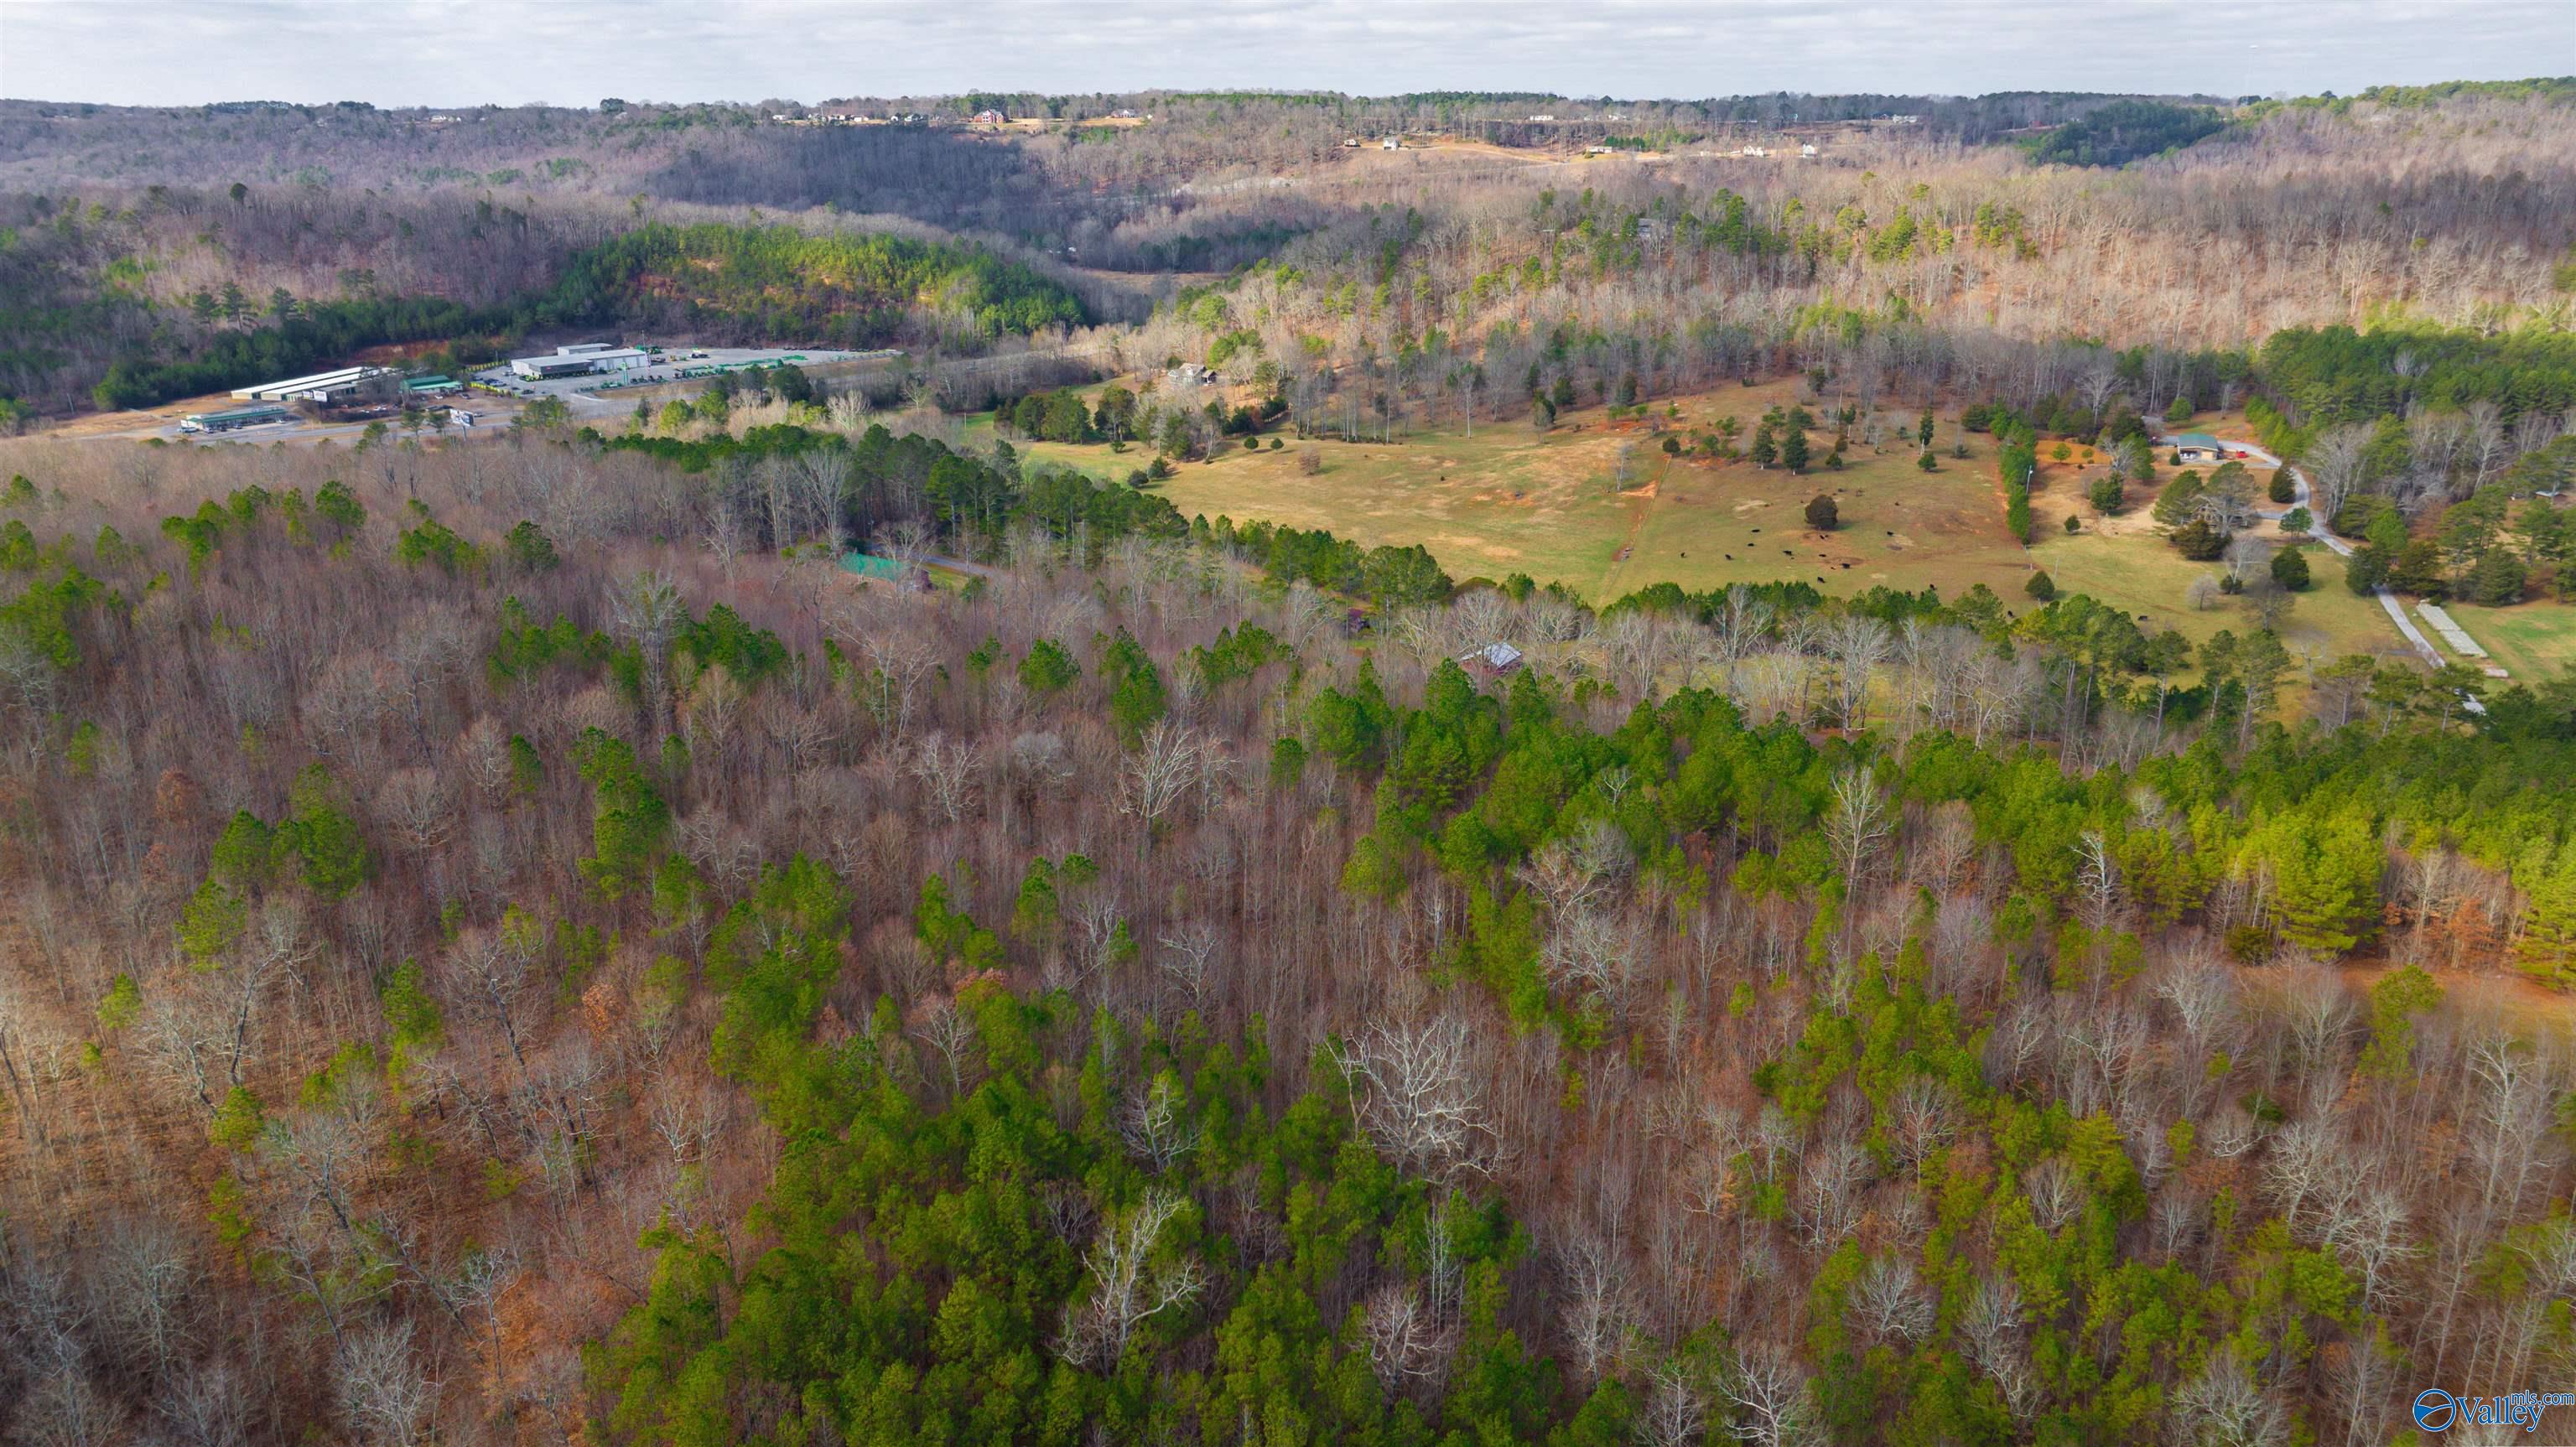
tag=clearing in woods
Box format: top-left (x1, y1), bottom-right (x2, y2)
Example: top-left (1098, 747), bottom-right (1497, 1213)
top-left (975, 382), bottom-right (2576, 681)
top-left (984, 377), bottom-right (2035, 603)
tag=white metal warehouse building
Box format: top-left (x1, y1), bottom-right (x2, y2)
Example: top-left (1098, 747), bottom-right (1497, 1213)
top-left (228, 366), bottom-right (398, 402)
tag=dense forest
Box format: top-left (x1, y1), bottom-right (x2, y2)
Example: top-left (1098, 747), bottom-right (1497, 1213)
top-left (6, 397), bottom-right (2576, 1442)
top-left (2021, 101), bottom-right (2228, 169)
top-left (554, 223), bottom-right (1085, 348)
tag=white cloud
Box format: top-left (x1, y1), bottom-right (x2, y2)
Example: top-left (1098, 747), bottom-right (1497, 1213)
top-left (2, 0), bottom-right (2563, 106)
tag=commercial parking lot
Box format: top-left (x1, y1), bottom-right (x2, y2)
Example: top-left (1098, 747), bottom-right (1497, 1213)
top-left (470, 345), bottom-right (896, 411)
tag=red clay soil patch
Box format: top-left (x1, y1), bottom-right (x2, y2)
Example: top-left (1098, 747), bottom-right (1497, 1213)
top-left (2337, 957), bottom-right (2576, 1037)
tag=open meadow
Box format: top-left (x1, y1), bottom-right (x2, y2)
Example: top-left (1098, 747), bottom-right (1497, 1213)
top-left (979, 378), bottom-right (2040, 599)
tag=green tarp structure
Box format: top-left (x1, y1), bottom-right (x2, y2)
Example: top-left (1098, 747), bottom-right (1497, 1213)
top-left (840, 552), bottom-right (907, 580)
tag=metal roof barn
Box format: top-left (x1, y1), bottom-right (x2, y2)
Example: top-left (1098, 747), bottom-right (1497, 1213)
top-left (229, 366), bottom-right (379, 402)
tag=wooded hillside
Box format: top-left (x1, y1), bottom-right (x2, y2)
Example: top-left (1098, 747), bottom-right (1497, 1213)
top-left (3, 423), bottom-right (2576, 1444)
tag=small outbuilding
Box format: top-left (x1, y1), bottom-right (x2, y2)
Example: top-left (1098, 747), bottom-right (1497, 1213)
top-left (1459, 641), bottom-right (1524, 677)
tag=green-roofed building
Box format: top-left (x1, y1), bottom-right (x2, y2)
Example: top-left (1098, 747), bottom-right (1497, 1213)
top-left (841, 552), bottom-right (933, 591)
top-left (2170, 432), bottom-right (2226, 464)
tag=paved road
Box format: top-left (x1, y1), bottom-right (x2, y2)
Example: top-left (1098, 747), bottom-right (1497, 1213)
top-left (2177, 436), bottom-right (2483, 713)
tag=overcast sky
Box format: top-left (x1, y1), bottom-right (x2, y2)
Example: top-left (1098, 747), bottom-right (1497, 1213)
top-left (3, 0), bottom-right (2567, 108)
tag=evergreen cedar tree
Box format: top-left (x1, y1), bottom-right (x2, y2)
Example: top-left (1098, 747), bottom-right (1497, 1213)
top-left (1805, 495), bottom-right (1837, 529)
top-left (2270, 547), bottom-right (2311, 591)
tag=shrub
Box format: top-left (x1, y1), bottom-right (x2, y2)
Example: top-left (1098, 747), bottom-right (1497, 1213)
top-left (1805, 495), bottom-right (1839, 530)
top-left (2173, 518), bottom-right (2229, 561)
top-left (2280, 506), bottom-right (2313, 533)
top-left (2268, 469), bottom-right (2296, 504)
top-left (2164, 395), bottom-right (2194, 423)
top-left (2064, 513), bottom-right (2083, 533)
top-left (2025, 570), bottom-right (2058, 601)
top-left (1915, 450), bottom-right (1938, 472)
top-left (1297, 446), bottom-right (1322, 475)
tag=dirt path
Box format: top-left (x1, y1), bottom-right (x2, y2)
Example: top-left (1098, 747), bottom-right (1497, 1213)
top-left (1591, 484), bottom-right (1661, 598)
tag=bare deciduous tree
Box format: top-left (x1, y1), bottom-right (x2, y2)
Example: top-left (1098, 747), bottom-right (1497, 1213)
top-left (333, 1319), bottom-right (437, 1447)
top-left (909, 733), bottom-right (982, 824)
top-left (607, 570), bottom-right (686, 729)
top-left (1058, 1190), bottom-right (1204, 1370)
top-left (1716, 1341), bottom-right (1815, 1447)
top-left (1329, 1015), bottom-right (1498, 1178)
top-left (1822, 767), bottom-right (1893, 889)
top-left (1118, 718), bottom-right (1210, 845)
top-left (1361, 1282), bottom-right (1457, 1396)
top-left (1120, 1073), bottom-right (1202, 1174)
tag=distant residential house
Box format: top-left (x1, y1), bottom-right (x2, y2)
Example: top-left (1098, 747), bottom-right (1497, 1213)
top-left (2169, 432), bottom-right (2226, 464)
top-left (1381, 136), bottom-right (1400, 149)
top-left (972, 109), bottom-right (1005, 125)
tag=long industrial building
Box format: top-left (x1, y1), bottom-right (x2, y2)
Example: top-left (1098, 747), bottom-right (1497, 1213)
top-left (510, 344), bottom-right (653, 379)
top-left (180, 403), bottom-right (292, 433)
top-left (227, 365), bottom-right (399, 403)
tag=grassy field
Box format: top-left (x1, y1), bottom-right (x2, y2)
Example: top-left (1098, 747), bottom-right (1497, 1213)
top-left (2031, 530), bottom-right (2406, 663)
top-left (982, 378), bottom-right (2041, 601)
top-left (2430, 599), bottom-right (2576, 686)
